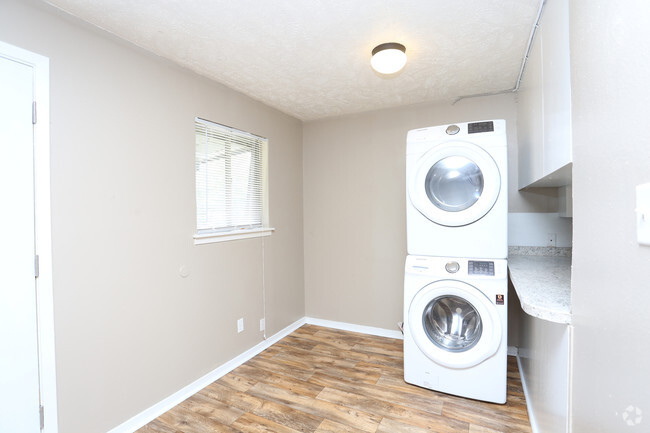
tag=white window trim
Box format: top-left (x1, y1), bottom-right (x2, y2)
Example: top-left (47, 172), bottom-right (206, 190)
top-left (193, 227), bottom-right (275, 245)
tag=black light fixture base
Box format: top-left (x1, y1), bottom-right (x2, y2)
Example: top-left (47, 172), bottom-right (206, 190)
top-left (372, 42), bottom-right (406, 56)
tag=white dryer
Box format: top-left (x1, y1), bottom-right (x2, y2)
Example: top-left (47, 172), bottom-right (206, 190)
top-left (403, 255), bottom-right (508, 404)
top-left (406, 120), bottom-right (507, 259)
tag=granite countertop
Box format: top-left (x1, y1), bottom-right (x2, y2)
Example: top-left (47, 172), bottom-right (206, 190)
top-left (508, 247), bottom-right (572, 324)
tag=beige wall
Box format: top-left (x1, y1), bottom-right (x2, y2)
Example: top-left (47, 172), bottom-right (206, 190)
top-left (303, 94), bottom-right (555, 329)
top-left (0, 1), bottom-right (304, 432)
top-left (569, 1), bottom-right (650, 431)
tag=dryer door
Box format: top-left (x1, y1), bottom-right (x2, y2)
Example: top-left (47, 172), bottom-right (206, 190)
top-left (408, 141), bottom-right (500, 227)
top-left (408, 280), bottom-right (502, 368)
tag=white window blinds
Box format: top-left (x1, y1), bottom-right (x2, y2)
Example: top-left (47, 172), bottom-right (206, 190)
top-left (195, 118), bottom-right (266, 233)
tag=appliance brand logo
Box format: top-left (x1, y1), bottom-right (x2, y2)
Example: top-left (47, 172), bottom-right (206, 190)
top-left (622, 405), bottom-right (643, 426)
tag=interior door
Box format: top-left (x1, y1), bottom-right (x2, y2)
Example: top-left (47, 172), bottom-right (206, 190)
top-left (0, 53), bottom-right (42, 432)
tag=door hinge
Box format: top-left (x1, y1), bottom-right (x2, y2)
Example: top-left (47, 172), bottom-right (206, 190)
top-left (39, 405), bottom-right (44, 430)
top-left (34, 255), bottom-right (40, 278)
top-left (32, 101), bottom-right (37, 125)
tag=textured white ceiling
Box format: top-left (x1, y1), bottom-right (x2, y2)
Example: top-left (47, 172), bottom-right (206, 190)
top-left (44, 0), bottom-right (540, 121)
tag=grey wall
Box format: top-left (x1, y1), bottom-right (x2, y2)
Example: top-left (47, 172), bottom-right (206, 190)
top-left (303, 94), bottom-right (555, 330)
top-left (569, 1), bottom-right (650, 431)
top-left (0, 1), bottom-right (304, 432)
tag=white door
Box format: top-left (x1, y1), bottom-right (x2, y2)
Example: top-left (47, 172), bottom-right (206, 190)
top-left (0, 54), bottom-right (42, 432)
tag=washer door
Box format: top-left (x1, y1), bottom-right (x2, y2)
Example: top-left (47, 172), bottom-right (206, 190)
top-left (408, 280), bottom-right (502, 368)
top-left (408, 141), bottom-right (500, 227)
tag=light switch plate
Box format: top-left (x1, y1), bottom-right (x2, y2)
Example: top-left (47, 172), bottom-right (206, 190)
top-left (636, 183), bottom-right (650, 246)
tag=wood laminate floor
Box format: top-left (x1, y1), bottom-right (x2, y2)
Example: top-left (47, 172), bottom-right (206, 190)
top-left (138, 325), bottom-right (532, 433)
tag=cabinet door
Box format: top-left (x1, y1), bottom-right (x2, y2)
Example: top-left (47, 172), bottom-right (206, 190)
top-left (517, 22), bottom-right (544, 189)
top-left (542, 0), bottom-right (572, 175)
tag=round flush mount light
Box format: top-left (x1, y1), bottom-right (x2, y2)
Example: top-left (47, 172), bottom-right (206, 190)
top-left (371, 42), bottom-right (407, 75)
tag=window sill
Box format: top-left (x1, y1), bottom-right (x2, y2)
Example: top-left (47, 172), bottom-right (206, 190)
top-left (193, 227), bottom-right (275, 245)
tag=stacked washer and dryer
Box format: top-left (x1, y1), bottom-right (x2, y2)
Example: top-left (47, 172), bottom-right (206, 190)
top-left (403, 120), bottom-right (509, 404)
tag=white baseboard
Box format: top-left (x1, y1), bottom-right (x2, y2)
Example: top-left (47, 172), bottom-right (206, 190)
top-left (516, 353), bottom-right (540, 433)
top-left (507, 346), bottom-right (519, 356)
top-left (107, 317), bottom-right (306, 433)
top-left (304, 317), bottom-right (404, 340)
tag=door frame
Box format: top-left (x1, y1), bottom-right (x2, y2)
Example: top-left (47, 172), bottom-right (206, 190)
top-left (0, 40), bottom-right (58, 433)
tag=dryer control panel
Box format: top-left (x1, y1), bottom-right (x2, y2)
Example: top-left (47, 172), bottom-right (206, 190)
top-left (468, 121), bottom-right (494, 134)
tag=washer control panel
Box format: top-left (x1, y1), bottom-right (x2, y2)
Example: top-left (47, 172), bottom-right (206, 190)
top-left (405, 256), bottom-right (506, 279)
top-left (468, 260), bottom-right (495, 276)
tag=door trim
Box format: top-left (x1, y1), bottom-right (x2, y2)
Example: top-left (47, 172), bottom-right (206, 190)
top-left (0, 40), bottom-right (58, 433)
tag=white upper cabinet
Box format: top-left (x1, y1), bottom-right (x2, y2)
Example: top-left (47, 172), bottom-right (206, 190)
top-left (517, 0), bottom-right (572, 189)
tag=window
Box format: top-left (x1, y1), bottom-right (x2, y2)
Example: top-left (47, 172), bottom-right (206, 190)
top-left (193, 118), bottom-right (272, 244)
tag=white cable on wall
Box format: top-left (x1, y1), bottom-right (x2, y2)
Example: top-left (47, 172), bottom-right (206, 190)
top-left (262, 237), bottom-right (267, 340)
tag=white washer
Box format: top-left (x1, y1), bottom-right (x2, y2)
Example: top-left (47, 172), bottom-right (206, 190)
top-left (403, 255), bottom-right (508, 404)
top-left (406, 120), bottom-right (507, 259)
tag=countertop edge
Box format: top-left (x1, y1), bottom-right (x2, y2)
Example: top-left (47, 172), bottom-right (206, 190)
top-left (508, 255), bottom-right (572, 325)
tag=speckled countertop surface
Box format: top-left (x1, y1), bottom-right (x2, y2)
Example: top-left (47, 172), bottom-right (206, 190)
top-left (508, 248), bottom-right (572, 324)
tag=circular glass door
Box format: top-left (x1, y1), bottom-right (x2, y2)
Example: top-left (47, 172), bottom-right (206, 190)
top-left (423, 295), bottom-right (482, 352)
top-left (425, 156), bottom-right (484, 212)
top-left (408, 280), bottom-right (502, 368)
top-left (409, 141), bottom-right (500, 227)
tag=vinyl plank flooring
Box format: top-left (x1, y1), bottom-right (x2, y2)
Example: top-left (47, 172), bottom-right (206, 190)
top-left (313, 419), bottom-right (369, 433)
top-left (469, 425), bottom-right (505, 433)
top-left (218, 372), bottom-right (258, 393)
top-left (250, 400), bottom-right (323, 433)
top-left (309, 343), bottom-right (403, 369)
top-left (231, 412), bottom-right (303, 433)
top-left (316, 387), bottom-right (467, 433)
top-left (272, 346), bottom-right (358, 371)
top-left (179, 393), bottom-right (244, 425)
top-left (376, 416), bottom-right (463, 433)
top-left (138, 325), bottom-right (532, 433)
top-left (232, 364), bottom-right (324, 398)
top-left (308, 372), bottom-right (445, 415)
top-left (246, 381), bottom-right (381, 432)
top-left (156, 405), bottom-right (240, 433)
top-left (245, 357), bottom-right (314, 382)
top-left (199, 382), bottom-right (265, 413)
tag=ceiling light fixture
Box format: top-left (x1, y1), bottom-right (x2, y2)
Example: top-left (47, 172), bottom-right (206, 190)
top-left (371, 42), bottom-right (407, 75)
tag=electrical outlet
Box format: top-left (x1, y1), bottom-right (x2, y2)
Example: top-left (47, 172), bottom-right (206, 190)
top-left (547, 233), bottom-right (557, 247)
top-left (237, 318), bottom-right (244, 333)
top-left (260, 318), bottom-right (265, 332)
